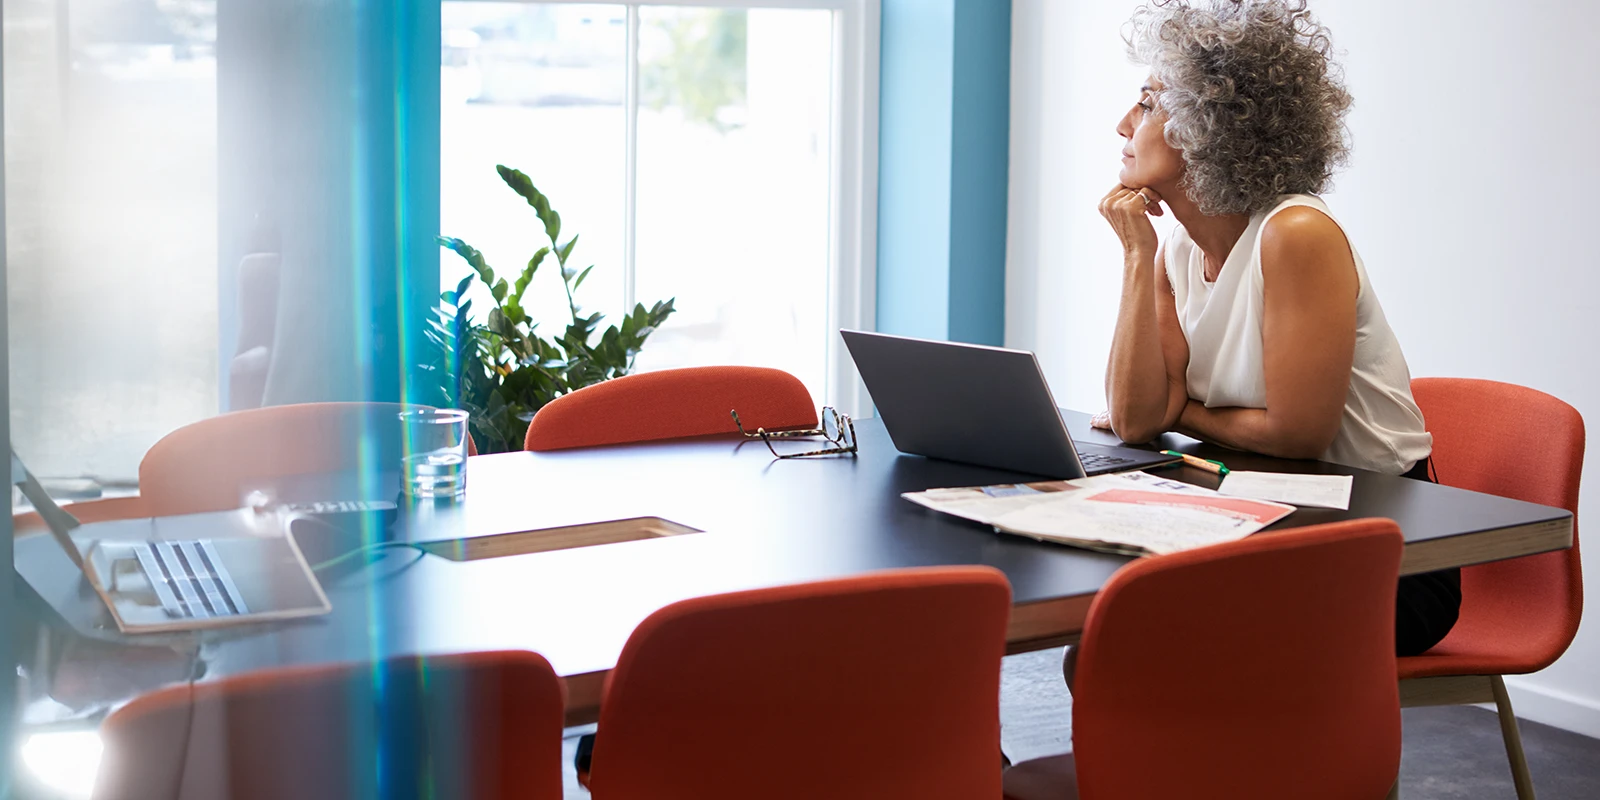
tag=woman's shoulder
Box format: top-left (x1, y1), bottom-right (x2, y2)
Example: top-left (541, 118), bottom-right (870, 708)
top-left (1259, 195), bottom-right (1348, 252)
top-left (1259, 192), bottom-right (1330, 219)
top-left (1254, 195), bottom-right (1361, 297)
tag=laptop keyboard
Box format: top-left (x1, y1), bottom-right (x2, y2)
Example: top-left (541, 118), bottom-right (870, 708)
top-left (1079, 451), bottom-right (1137, 471)
top-left (133, 540), bottom-right (250, 619)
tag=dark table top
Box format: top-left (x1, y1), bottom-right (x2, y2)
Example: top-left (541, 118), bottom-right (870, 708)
top-left (13, 411), bottom-right (1572, 728)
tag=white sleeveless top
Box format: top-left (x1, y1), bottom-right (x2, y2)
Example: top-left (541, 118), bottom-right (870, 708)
top-left (1164, 194), bottom-right (1432, 475)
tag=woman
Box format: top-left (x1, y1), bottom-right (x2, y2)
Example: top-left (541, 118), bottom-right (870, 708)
top-left (1095, 0), bottom-right (1457, 657)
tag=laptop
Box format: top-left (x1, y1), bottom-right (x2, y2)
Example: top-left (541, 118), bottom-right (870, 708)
top-left (11, 448), bottom-right (331, 633)
top-left (840, 330), bottom-right (1178, 478)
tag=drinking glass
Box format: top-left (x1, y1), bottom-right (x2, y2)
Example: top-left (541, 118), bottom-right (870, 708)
top-left (399, 408), bottom-right (469, 498)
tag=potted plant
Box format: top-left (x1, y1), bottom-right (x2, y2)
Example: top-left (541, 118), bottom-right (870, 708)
top-left (423, 165), bottom-right (676, 453)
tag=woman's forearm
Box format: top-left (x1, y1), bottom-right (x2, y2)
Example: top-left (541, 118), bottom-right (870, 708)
top-left (1177, 400), bottom-right (1331, 460)
top-left (1105, 253), bottom-right (1175, 442)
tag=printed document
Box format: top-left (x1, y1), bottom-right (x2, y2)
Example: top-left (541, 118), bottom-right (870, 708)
top-left (1216, 471), bottom-right (1353, 510)
top-left (904, 473), bottom-right (1295, 556)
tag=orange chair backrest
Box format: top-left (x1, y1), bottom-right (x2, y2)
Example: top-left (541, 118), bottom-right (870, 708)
top-left (587, 567), bottom-right (1012, 800)
top-left (1071, 520), bottom-right (1404, 800)
top-left (524, 366), bottom-right (816, 451)
top-left (93, 650), bottom-right (564, 800)
top-left (12, 496), bottom-right (150, 537)
top-left (1412, 377), bottom-right (1584, 669)
top-left (138, 402), bottom-right (474, 517)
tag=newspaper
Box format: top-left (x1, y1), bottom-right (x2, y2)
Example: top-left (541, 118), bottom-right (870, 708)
top-left (903, 472), bottom-right (1296, 556)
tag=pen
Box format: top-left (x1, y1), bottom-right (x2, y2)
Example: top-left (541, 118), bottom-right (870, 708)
top-left (1162, 450), bottom-right (1230, 476)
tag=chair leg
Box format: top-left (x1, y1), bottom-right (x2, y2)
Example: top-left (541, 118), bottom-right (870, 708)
top-left (1489, 675), bottom-right (1538, 800)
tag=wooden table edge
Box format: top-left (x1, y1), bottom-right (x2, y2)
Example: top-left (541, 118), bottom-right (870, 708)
top-left (556, 516), bottom-right (1574, 726)
top-left (1399, 516), bottom-right (1572, 575)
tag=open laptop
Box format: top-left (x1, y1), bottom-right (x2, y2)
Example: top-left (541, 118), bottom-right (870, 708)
top-left (11, 448), bottom-right (330, 632)
top-left (840, 330), bottom-right (1178, 478)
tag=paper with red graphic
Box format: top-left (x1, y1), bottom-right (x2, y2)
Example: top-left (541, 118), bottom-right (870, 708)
top-left (904, 472), bottom-right (1295, 556)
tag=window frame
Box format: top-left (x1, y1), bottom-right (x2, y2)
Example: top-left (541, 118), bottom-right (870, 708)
top-left (445, 0), bottom-right (880, 414)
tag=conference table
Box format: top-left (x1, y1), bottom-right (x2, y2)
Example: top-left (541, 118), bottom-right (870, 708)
top-left (13, 411), bottom-right (1574, 729)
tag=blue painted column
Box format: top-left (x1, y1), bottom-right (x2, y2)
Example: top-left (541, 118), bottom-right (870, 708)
top-left (877, 0), bottom-right (1010, 345)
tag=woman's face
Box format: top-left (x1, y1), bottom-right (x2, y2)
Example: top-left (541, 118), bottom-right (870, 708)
top-left (1117, 79), bottom-right (1185, 190)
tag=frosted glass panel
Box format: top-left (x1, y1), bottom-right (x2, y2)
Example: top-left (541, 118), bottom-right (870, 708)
top-left (4, 0), bottom-right (219, 483)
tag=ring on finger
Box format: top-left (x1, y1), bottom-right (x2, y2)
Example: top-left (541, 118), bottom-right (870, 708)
top-left (1135, 191), bottom-right (1153, 207)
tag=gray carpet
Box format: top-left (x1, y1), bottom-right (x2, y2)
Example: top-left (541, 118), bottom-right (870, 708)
top-left (562, 648), bottom-right (1600, 798)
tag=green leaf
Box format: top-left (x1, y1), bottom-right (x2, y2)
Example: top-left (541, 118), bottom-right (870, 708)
top-left (649, 298), bottom-right (677, 325)
top-left (438, 237), bottom-right (495, 286)
top-left (492, 278), bottom-right (508, 303)
top-left (495, 165), bottom-right (544, 213)
top-left (488, 308), bottom-right (515, 346)
top-left (571, 265), bottom-right (595, 291)
top-left (516, 247), bottom-right (548, 302)
top-left (556, 235), bottom-right (579, 266)
top-left (455, 275), bottom-right (473, 298)
top-left (496, 165), bottom-right (560, 243)
top-left (545, 209), bottom-right (562, 246)
top-left (600, 327), bottom-right (625, 365)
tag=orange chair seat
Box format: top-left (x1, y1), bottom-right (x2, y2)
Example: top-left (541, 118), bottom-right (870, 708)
top-left (1398, 615), bottom-right (1555, 680)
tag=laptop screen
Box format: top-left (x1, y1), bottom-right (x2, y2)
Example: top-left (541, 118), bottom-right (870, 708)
top-left (10, 449), bottom-right (86, 568)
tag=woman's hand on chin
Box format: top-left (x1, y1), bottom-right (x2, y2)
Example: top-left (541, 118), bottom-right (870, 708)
top-left (1098, 184), bottom-right (1164, 260)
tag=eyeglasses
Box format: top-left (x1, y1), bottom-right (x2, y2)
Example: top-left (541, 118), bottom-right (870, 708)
top-left (730, 406), bottom-right (858, 459)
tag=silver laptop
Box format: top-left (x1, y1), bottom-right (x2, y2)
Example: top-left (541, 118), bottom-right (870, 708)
top-left (840, 331), bottom-right (1178, 478)
top-left (11, 449), bottom-right (330, 632)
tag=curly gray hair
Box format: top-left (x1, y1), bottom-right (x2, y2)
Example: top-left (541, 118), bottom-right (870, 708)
top-left (1126, 0), bottom-right (1352, 216)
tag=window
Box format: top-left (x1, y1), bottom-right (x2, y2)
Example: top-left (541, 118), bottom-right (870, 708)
top-left (440, 0), bottom-right (877, 410)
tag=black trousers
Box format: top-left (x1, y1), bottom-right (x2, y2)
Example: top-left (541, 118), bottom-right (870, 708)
top-left (1396, 458), bottom-right (1461, 656)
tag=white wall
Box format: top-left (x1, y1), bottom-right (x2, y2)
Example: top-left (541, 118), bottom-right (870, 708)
top-left (1008, 0), bottom-right (1600, 737)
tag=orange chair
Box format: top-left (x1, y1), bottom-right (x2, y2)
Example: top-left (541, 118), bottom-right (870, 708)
top-left (92, 650), bottom-right (564, 800)
top-left (584, 567), bottom-right (1012, 800)
top-left (12, 496), bottom-right (151, 537)
top-left (1003, 519), bottom-right (1405, 800)
top-left (14, 402), bottom-right (478, 532)
top-left (524, 366), bottom-right (816, 451)
top-left (138, 402), bottom-right (475, 517)
top-left (1395, 378), bottom-right (1585, 799)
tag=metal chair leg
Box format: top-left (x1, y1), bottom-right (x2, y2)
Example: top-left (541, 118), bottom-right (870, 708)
top-left (1490, 675), bottom-right (1538, 800)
